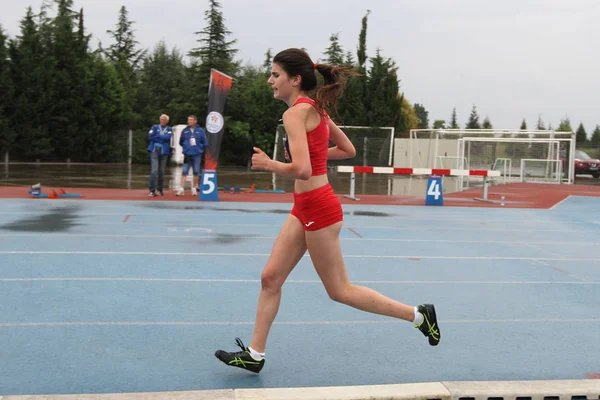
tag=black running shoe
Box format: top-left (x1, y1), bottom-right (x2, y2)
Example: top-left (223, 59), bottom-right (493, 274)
top-left (415, 304), bottom-right (440, 346)
top-left (215, 337), bottom-right (265, 373)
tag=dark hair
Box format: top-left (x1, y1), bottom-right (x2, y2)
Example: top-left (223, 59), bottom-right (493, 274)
top-left (272, 48), bottom-right (358, 112)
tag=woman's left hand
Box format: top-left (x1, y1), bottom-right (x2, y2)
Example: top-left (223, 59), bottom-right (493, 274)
top-left (251, 147), bottom-right (273, 171)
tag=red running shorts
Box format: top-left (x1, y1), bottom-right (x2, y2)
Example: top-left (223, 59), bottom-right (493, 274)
top-left (290, 183), bottom-right (343, 231)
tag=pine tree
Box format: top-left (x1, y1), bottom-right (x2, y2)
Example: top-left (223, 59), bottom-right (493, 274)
top-left (366, 49), bottom-right (400, 129)
top-left (465, 105), bottom-right (481, 129)
top-left (590, 125), bottom-right (600, 147)
top-left (450, 107), bottom-right (459, 128)
top-left (575, 122), bottom-right (587, 145)
top-left (482, 116), bottom-right (493, 129)
top-left (187, 0), bottom-right (238, 112)
top-left (323, 33), bottom-right (344, 65)
top-left (520, 118), bottom-right (527, 130)
top-left (137, 40), bottom-right (187, 127)
top-left (106, 6), bottom-right (146, 128)
top-left (556, 117), bottom-right (572, 132)
top-left (413, 103), bottom-right (429, 129)
top-left (536, 115), bottom-right (545, 130)
top-left (262, 48), bottom-right (272, 71)
top-left (0, 26), bottom-right (13, 159)
top-left (8, 7), bottom-right (55, 160)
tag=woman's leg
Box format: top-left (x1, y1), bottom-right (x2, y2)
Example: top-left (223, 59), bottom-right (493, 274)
top-left (249, 214), bottom-right (307, 353)
top-left (305, 222), bottom-right (415, 321)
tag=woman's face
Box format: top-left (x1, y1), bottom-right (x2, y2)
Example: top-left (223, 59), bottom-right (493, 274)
top-left (267, 63), bottom-right (299, 102)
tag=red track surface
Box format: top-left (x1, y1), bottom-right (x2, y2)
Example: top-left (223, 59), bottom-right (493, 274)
top-left (3, 183), bottom-right (600, 209)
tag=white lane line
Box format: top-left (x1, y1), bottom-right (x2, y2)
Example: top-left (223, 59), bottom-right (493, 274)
top-left (1, 251), bottom-right (600, 262)
top-left (2, 233), bottom-right (600, 246)
top-left (0, 278), bottom-right (597, 285)
top-left (0, 318), bottom-right (598, 328)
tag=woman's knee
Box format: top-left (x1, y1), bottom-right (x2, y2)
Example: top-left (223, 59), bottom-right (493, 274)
top-left (326, 283), bottom-right (352, 304)
top-left (260, 268), bottom-right (285, 292)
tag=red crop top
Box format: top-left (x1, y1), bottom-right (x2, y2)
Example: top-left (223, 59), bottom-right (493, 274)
top-left (290, 97), bottom-right (329, 176)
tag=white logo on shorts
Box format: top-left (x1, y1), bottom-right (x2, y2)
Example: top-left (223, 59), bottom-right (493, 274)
top-left (305, 221), bottom-right (314, 227)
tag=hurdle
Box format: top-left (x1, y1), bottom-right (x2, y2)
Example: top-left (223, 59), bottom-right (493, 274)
top-left (336, 166), bottom-right (501, 202)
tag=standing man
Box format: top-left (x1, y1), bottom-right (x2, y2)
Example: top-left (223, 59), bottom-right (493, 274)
top-left (148, 114), bottom-right (173, 197)
top-left (177, 115), bottom-right (209, 196)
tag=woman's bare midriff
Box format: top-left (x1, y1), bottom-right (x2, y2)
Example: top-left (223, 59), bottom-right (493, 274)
top-left (294, 174), bottom-right (329, 194)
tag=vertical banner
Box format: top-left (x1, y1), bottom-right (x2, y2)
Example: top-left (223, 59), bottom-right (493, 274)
top-left (200, 69), bottom-right (233, 202)
top-left (204, 68), bottom-right (233, 170)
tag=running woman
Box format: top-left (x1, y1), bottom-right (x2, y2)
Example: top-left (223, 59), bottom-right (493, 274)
top-left (215, 48), bottom-right (440, 373)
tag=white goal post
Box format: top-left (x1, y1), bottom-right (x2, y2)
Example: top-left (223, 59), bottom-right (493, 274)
top-left (407, 129), bottom-right (576, 184)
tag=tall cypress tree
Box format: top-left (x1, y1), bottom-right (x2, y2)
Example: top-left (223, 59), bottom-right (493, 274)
top-left (450, 107), bottom-right (459, 129)
top-left (0, 26), bottom-right (13, 159)
top-left (336, 10), bottom-right (369, 125)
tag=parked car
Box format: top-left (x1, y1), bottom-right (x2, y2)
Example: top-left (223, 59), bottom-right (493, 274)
top-left (569, 150), bottom-right (600, 178)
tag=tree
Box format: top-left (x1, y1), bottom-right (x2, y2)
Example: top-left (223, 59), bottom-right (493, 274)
top-left (8, 6), bottom-right (55, 160)
top-left (323, 33), bottom-right (344, 65)
top-left (336, 10), bottom-right (370, 125)
top-left (105, 6), bottom-right (146, 128)
top-left (0, 26), bottom-right (13, 158)
top-left (536, 115), bottom-right (545, 130)
top-left (450, 107), bottom-right (459, 128)
top-left (188, 0), bottom-right (238, 112)
top-left (356, 10), bottom-right (370, 73)
top-left (46, 0), bottom-right (92, 160)
top-left (366, 49), bottom-right (401, 129)
top-left (137, 40), bottom-right (187, 127)
top-left (556, 117), bottom-right (572, 132)
top-left (413, 103), bottom-right (429, 129)
top-left (432, 120), bottom-right (446, 129)
top-left (520, 118), bottom-right (527, 130)
top-left (482, 116), bottom-right (493, 129)
top-left (398, 96), bottom-right (418, 133)
top-left (223, 65), bottom-right (286, 165)
top-left (465, 105), bottom-right (481, 129)
top-left (575, 122), bottom-right (587, 145)
top-left (262, 48), bottom-right (272, 71)
top-left (105, 6), bottom-right (145, 70)
top-left (590, 125), bottom-right (600, 147)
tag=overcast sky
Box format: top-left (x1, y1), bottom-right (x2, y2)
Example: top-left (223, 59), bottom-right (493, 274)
top-left (1, 0), bottom-right (599, 133)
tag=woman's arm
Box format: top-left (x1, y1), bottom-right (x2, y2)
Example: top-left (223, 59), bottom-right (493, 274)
top-left (327, 119), bottom-right (356, 160)
top-left (251, 106), bottom-right (312, 180)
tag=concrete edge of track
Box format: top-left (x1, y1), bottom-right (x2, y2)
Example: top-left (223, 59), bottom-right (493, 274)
top-left (2, 380), bottom-right (599, 400)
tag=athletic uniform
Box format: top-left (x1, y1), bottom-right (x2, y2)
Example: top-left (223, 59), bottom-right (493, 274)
top-left (288, 98), bottom-right (343, 231)
top-left (214, 97), bottom-right (440, 374)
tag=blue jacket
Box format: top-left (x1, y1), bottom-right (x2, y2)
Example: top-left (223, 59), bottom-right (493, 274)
top-left (147, 124), bottom-right (173, 155)
top-left (179, 125), bottom-right (209, 156)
